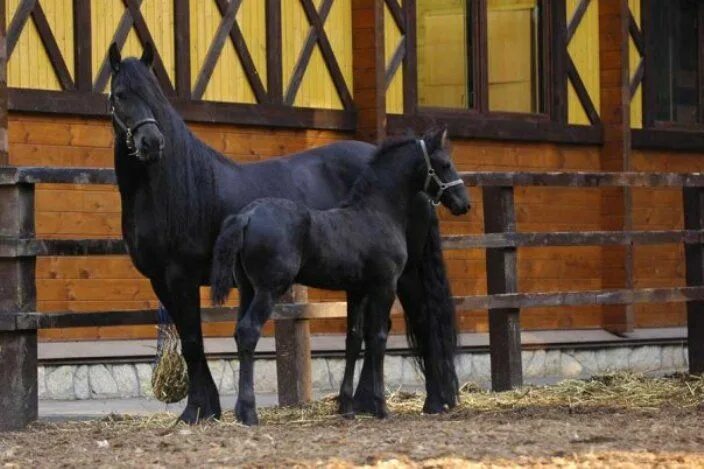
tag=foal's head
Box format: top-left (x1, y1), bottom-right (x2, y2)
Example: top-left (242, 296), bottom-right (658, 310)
top-left (108, 42), bottom-right (166, 163)
top-left (419, 128), bottom-right (470, 215)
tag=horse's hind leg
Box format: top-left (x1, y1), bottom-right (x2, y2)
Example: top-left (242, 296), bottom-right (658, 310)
top-left (152, 272), bottom-right (221, 424)
top-left (235, 287), bottom-right (277, 426)
top-left (338, 291), bottom-right (365, 418)
top-left (354, 287), bottom-right (395, 419)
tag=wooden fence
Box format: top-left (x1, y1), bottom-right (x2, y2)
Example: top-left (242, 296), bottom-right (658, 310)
top-left (2, 166), bottom-right (704, 431)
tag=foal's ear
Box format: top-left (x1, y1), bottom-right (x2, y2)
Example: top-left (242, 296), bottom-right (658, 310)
top-left (140, 42), bottom-right (155, 69)
top-left (424, 127), bottom-right (445, 153)
top-left (441, 127), bottom-right (449, 148)
top-left (109, 43), bottom-right (121, 73)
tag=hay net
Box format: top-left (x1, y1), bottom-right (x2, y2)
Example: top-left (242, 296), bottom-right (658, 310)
top-left (151, 304), bottom-right (189, 403)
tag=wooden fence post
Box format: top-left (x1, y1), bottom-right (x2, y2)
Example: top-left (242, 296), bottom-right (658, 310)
top-left (274, 285), bottom-right (312, 405)
top-left (0, 182), bottom-right (38, 431)
top-left (683, 187), bottom-right (704, 374)
top-left (483, 186), bottom-right (523, 391)
top-left (0, 1), bottom-right (37, 431)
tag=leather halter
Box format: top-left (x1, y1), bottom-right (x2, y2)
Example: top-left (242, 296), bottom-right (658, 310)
top-left (418, 139), bottom-right (464, 206)
top-left (109, 95), bottom-right (161, 157)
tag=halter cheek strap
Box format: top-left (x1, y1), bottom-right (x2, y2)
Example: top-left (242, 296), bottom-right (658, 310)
top-left (110, 99), bottom-right (160, 157)
top-left (418, 139), bottom-right (464, 206)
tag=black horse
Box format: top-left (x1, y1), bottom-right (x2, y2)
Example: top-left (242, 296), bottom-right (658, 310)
top-left (210, 133), bottom-right (469, 424)
top-left (108, 43), bottom-right (468, 423)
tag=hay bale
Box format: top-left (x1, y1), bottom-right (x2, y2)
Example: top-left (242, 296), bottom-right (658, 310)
top-left (151, 325), bottom-right (189, 403)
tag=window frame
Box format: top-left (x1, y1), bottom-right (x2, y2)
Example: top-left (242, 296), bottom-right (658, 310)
top-left (633, 0), bottom-right (704, 151)
top-left (387, 0), bottom-right (604, 145)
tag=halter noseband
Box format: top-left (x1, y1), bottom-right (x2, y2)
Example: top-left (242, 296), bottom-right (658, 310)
top-left (419, 139), bottom-right (464, 206)
top-left (109, 95), bottom-right (161, 157)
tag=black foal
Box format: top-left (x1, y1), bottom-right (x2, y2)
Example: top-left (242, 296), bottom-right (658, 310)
top-left (210, 129), bottom-right (469, 425)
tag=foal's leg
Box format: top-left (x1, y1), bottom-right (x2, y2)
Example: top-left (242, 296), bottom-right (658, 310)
top-left (354, 287), bottom-right (396, 419)
top-left (152, 271), bottom-right (221, 424)
top-left (338, 291), bottom-right (366, 418)
top-left (235, 287), bottom-right (277, 426)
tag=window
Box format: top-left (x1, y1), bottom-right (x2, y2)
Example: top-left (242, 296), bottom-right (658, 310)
top-left (649, 0), bottom-right (701, 126)
top-left (416, 0), bottom-right (546, 114)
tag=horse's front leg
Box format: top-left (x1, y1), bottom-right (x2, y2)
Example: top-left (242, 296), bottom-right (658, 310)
top-left (339, 291), bottom-right (366, 418)
top-left (151, 274), bottom-right (221, 424)
top-left (354, 286), bottom-right (395, 419)
top-left (235, 288), bottom-right (276, 425)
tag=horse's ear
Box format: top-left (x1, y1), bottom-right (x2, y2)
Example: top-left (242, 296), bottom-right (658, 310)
top-left (423, 127), bottom-right (444, 153)
top-left (109, 43), bottom-right (121, 73)
top-left (140, 42), bottom-right (154, 69)
top-left (441, 127), bottom-right (449, 148)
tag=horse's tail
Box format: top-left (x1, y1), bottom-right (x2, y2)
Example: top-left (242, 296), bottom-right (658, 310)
top-left (400, 210), bottom-right (459, 410)
top-left (210, 214), bottom-right (247, 305)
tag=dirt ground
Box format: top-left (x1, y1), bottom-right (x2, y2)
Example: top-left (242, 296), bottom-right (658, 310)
top-left (2, 375), bottom-right (704, 468)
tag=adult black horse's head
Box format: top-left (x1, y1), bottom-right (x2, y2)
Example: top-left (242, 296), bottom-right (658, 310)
top-left (108, 42), bottom-right (165, 163)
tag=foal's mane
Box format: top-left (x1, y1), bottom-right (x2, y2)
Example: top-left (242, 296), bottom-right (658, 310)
top-left (114, 59), bottom-right (234, 245)
top-left (339, 136), bottom-right (419, 207)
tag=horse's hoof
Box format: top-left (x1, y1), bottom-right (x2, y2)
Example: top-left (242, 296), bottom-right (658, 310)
top-left (354, 395), bottom-right (389, 419)
top-left (178, 403), bottom-right (221, 424)
top-left (352, 393), bottom-right (376, 415)
top-left (338, 396), bottom-right (355, 417)
top-left (374, 404), bottom-right (390, 419)
top-left (235, 401), bottom-right (259, 426)
top-left (422, 398), bottom-right (447, 415)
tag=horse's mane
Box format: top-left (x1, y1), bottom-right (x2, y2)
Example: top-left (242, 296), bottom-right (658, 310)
top-left (115, 59), bottom-right (234, 246)
top-left (339, 136), bottom-right (419, 207)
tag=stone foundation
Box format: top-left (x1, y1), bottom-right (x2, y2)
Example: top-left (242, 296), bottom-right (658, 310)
top-left (38, 345), bottom-right (688, 400)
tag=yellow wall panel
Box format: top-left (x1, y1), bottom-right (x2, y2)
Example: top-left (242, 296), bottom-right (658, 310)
top-left (190, 0), bottom-right (265, 103)
top-left (324, 0), bottom-right (352, 95)
top-left (92, 0), bottom-right (175, 93)
top-left (7, 0), bottom-right (74, 90)
top-left (416, 0), bottom-right (467, 108)
top-left (629, 0), bottom-right (642, 128)
top-left (567, 0), bottom-right (600, 125)
top-left (283, 0), bottom-right (351, 110)
top-left (385, 1), bottom-right (403, 114)
top-left (487, 0), bottom-right (538, 113)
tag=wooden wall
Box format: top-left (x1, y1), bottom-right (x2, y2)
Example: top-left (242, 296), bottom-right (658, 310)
top-left (6, 111), bottom-right (688, 342)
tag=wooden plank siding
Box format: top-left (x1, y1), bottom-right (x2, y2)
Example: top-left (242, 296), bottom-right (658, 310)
top-left (6, 111), bottom-right (684, 341)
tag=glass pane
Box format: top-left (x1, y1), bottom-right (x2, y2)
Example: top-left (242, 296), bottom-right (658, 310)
top-left (650, 0), bottom-right (699, 124)
top-left (487, 0), bottom-right (542, 113)
top-left (416, 0), bottom-right (470, 108)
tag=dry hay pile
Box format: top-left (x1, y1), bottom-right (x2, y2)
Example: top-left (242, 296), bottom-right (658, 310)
top-left (80, 372), bottom-right (704, 429)
top-left (260, 372), bottom-right (704, 424)
top-left (151, 324), bottom-right (189, 403)
top-left (16, 372), bottom-right (704, 434)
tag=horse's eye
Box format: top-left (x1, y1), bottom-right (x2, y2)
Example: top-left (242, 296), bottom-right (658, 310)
top-left (114, 91), bottom-right (126, 101)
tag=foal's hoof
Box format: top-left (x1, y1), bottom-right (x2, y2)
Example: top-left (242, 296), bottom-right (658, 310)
top-left (235, 401), bottom-right (259, 426)
top-left (178, 403), bottom-right (221, 424)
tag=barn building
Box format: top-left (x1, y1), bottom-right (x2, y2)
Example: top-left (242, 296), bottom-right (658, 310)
top-left (1, 0), bottom-right (702, 402)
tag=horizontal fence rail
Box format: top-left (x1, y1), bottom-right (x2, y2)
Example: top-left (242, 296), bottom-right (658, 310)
top-left (4, 167), bottom-right (704, 187)
top-left (6, 229), bottom-right (704, 258)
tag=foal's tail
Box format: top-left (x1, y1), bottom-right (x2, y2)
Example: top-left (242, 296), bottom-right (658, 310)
top-left (210, 214), bottom-right (247, 305)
